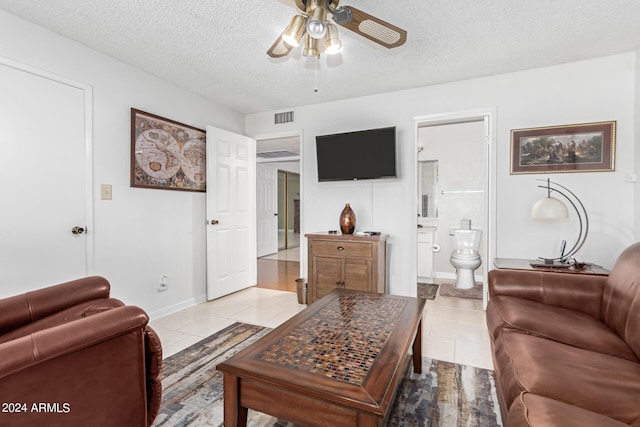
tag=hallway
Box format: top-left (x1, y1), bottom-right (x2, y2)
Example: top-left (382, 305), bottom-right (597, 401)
top-left (257, 247), bottom-right (300, 292)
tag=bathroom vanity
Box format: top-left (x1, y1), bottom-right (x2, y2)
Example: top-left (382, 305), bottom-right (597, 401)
top-left (417, 226), bottom-right (436, 282)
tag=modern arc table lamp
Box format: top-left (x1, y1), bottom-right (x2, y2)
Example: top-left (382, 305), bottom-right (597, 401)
top-left (530, 178), bottom-right (589, 267)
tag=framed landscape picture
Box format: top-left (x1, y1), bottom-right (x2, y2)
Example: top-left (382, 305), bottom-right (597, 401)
top-left (131, 108), bottom-right (206, 192)
top-left (510, 121), bottom-right (616, 174)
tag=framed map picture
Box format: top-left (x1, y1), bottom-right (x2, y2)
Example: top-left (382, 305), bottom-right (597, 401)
top-left (131, 108), bottom-right (206, 192)
top-left (510, 121), bottom-right (616, 174)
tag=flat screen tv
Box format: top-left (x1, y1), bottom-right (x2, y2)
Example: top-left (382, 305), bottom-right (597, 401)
top-left (315, 126), bottom-right (397, 182)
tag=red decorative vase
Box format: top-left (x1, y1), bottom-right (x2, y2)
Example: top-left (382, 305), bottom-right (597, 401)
top-left (339, 203), bottom-right (356, 234)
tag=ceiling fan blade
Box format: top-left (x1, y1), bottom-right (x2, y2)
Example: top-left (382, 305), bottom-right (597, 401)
top-left (294, 0), bottom-right (306, 12)
top-left (267, 34), bottom-right (294, 58)
top-left (336, 6), bottom-right (407, 49)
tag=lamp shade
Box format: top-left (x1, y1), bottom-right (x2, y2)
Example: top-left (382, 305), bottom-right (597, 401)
top-left (531, 196), bottom-right (569, 220)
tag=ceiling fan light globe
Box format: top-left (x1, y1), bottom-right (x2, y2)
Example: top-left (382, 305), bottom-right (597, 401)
top-left (307, 20), bottom-right (326, 38)
top-left (282, 15), bottom-right (306, 47)
top-left (324, 23), bottom-right (342, 54)
top-left (306, 5), bottom-right (327, 38)
top-left (325, 41), bottom-right (342, 54)
top-left (303, 34), bottom-right (320, 57)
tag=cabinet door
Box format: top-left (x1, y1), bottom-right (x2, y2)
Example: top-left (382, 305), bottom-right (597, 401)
top-left (343, 258), bottom-right (372, 292)
top-left (314, 256), bottom-right (342, 300)
top-left (417, 233), bottom-right (434, 279)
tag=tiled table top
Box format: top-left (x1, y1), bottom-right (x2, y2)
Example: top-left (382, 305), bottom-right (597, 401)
top-left (257, 292), bottom-right (407, 385)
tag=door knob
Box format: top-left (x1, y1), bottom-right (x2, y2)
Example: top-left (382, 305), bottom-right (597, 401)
top-left (207, 220), bottom-right (219, 225)
top-left (71, 226), bottom-right (85, 235)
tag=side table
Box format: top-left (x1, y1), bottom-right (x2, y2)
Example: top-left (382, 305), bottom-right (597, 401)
top-left (493, 258), bottom-right (609, 276)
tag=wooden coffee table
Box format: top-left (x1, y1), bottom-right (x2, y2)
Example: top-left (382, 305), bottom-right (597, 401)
top-left (217, 289), bottom-right (426, 427)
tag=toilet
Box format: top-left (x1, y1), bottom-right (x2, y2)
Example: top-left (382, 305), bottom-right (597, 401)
top-left (449, 220), bottom-right (482, 289)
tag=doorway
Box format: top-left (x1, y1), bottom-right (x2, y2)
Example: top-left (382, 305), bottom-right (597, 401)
top-left (256, 134), bottom-right (302, 291)
top-left (414, 110), bottom-right (496, 308)
top-left (0, 58), bottom-right (93, 297)
top-left (278, 171), bottom-right (300, 252)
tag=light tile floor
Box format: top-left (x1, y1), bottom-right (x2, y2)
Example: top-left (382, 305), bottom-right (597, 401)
top-left (150, 284), bottom-right (493, 370)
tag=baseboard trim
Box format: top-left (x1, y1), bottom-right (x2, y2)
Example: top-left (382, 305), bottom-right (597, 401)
top-left (149, 294), bottom-right (207, 320)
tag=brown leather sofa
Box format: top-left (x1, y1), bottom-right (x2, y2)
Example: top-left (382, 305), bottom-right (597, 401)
top-left (0, 276), bottom-right (162, 427)
top-left (487, 242), bottom-right (640, 426)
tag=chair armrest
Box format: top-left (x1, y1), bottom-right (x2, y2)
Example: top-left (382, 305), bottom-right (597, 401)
top-left (144, 326), bottom-right (163, 423)
top-left (0, 276), bottom-right (111, 334)
top-left (488, 269), bottom-right (607, 318)
top-left (0, 305), bottom-right (147, 380)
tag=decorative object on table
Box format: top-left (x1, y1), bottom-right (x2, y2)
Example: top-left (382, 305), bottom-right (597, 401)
top-left (530, 178), bottom-right (589, 268)
top-left (339, 203), bottom-right (356, 234)
top-left (266, 1), bottom-right (407, 60)
top-left (155, 322), bottom-right (501, 427)
top-left (510, 121), bottom-right (615, 174)
top-left (131, 108), bottom-right (206, 192)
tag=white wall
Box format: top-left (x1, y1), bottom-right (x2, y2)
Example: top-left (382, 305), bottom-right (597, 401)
top-left (0, 10), bottom-right (245, 317)
top-left (247, 52), bottom-right (638, 297)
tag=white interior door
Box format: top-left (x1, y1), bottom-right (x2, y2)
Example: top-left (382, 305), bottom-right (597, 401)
top-left (256, 163), bottom-right (278, 257)
top-left (0, 60), bottom-right (92, 297)
top-left (206, 126), bottom-right (256, 300)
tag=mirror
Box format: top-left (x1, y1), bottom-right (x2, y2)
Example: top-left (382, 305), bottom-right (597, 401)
top-left (418, 160), bottom-right (438, 218)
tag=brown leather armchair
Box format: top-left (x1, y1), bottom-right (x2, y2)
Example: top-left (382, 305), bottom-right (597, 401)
top-left (0, 276), bottom-right (162, 427)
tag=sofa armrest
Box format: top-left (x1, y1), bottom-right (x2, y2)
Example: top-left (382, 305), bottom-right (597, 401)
top-left (144, 326), bottom-right (163, 423)
top-left (488, 269), bottom-right (607, 318)
top-left (0, 305), bottom-right (155, 427)
top-left (0, 305), bottom-right (147, 380)
top-left (0, 276), bottom-right (111, 334)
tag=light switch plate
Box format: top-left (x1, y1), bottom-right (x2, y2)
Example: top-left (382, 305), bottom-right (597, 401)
top-left (101, 184), bottom-right (112, 200)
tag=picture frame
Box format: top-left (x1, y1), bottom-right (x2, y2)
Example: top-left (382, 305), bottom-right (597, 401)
top-left (131, 108), bottom-right (206, 192)
top-left (510, 121), bottom-right (616, 174)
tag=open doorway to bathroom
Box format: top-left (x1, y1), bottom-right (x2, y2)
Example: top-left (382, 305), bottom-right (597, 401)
top-left (415, 110), bottom-right (495, 307)
top-left (256, 135), bottom-right (301, 292)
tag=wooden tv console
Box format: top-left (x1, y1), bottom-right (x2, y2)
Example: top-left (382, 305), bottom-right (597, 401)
top-left (306, 232), bottom-right (388, 304)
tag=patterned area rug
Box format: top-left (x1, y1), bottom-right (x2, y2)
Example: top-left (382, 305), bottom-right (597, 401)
top-left (418, 282), bottom-right (439, 300)
top-left (153, 323), bottom-right (502, 427)
top-left (438, 283), bottom-right (483, 300)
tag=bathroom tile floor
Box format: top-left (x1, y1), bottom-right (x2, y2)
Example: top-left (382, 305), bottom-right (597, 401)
top-left (151, 282), bottom-right (493, 370)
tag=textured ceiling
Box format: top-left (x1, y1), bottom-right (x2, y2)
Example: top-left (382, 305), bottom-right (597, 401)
top-left (1, 1), bottom-right (640, 114)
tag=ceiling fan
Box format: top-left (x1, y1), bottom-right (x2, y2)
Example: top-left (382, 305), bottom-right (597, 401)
top-left (267, 0), bottom-right (407, 58)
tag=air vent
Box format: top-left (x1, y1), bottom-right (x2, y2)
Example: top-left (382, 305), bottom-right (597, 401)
top-left (256, 150), bottom-right (299, 159)
top-left (274, 110), bottom-right (295, 125)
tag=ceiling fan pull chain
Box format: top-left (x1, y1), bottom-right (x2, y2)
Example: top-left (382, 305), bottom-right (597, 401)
top-left (314, 57), bottom-right (319, 93)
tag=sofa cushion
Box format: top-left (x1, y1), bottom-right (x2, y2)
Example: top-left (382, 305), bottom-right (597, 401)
top-left (508, 393), bottom-right (630, 427)
top-left (487, 295), bottom-right (638, 362)
top-left (494, 330), bottom-right (640, 425)
top-left (0, 298), bottom-right (124, 345)
top-left (601, 242), bottom-right (640, 360)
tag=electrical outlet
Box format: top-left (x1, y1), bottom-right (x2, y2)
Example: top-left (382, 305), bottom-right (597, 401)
top-left (158, 275), bottom-right (168, 292)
